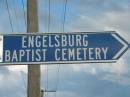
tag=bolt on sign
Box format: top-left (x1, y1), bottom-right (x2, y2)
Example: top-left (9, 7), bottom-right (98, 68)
top-left (0, 31), bottom-right (129, 65)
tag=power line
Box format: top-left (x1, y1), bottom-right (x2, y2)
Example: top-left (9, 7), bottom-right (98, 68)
top-left (13, 0), bottom-right (20, 32)
top-left (21, 0), bottom-right (27, 31)
top-left (20, 71), bottom-right (27, 96)
top-left (46, 65), bottom-right (49, 97)
top-left (5, 0), bottom-right (14, 32)
top-left (21, 71), bottom-right (27, 90)
top-left (20, 71), bottom-right (27, 97)
top-left (55, 1), bottom-right (68, 97)
top-left (56, 65), bottom-right (60, 90)
top-left (46, 0), bottom-right (51, 97)
top-left (62, 0), bottom-right (68, 32)
top-left (0, 0), bottom-right (4, 12)
top-left (48, 0), bottom-right (51, 32)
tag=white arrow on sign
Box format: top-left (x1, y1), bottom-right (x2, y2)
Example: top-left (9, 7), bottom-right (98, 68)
top-left (112, 33), bottom-right (129, 59)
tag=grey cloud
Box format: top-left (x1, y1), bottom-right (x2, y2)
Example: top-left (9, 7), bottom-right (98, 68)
top-left (40, 64), bottom-right (130, 97)
top-left (0, 66), bottom-right (26, 97)
top-left (68, 0), bottom-right (130, 13)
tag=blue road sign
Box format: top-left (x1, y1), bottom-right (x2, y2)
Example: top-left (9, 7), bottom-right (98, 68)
top-left (0, 31), bottom-right (129, 65)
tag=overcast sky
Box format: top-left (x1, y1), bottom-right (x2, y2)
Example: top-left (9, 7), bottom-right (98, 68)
top-left (0, 0), bottom-right (130, 97)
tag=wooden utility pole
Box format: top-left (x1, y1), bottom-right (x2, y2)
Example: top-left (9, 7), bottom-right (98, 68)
top-left (27, 0), bottom-right (41, 97)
